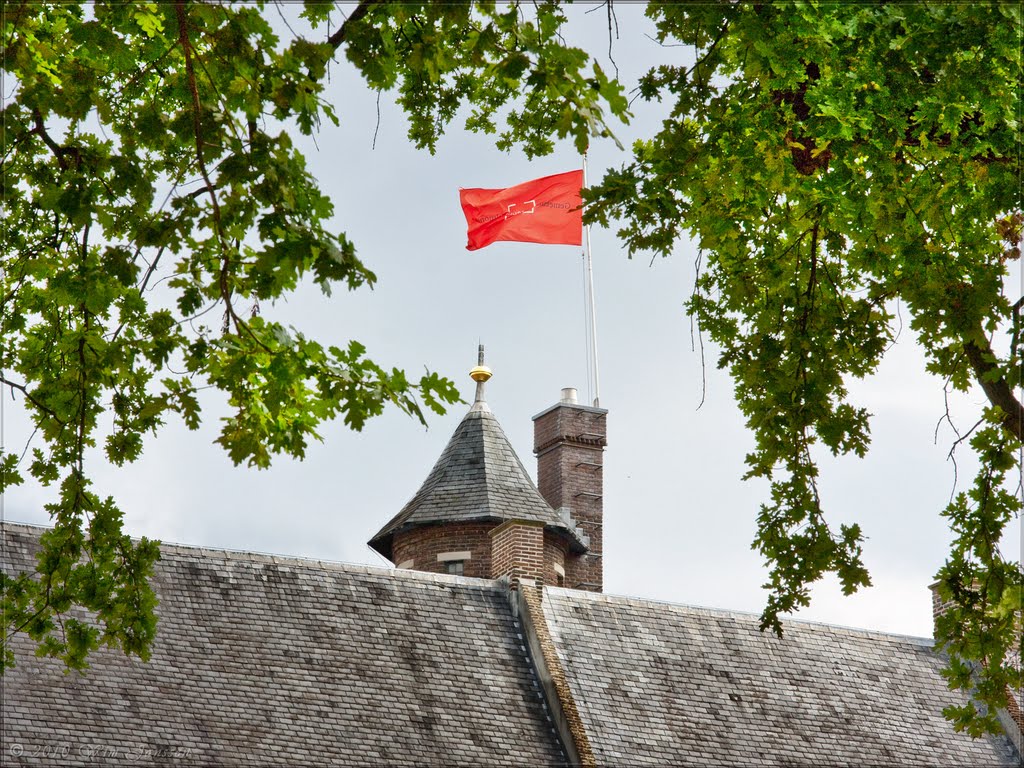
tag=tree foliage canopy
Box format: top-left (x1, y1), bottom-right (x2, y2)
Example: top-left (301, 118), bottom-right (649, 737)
top-left (586, 2), bottom-right (1022, 735)
top-left (0, 1), bottom-right (625, 672)
top-left (2, 0), bottom-right (1021, 738)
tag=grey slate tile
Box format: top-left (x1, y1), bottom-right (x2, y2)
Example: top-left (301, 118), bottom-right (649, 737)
top-left (541, 587), bottom-right (1021, 767)
top-left (2, 524), bottom-right (564, 767)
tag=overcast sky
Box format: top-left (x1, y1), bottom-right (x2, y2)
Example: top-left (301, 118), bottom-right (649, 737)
top-left (4, 3), bottom-right (1016, 640)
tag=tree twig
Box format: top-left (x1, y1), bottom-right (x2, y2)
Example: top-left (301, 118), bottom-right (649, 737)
top-left (327, 0), bottom-right (379, 49)
top-left (0, 377), bottom-right (65, 424)
top-left (30, 109), bottom-right (80, 171)
top-left (175, 1), bottom-right (244, 335)
top-left (964, 333), bottom-right (1024, 442)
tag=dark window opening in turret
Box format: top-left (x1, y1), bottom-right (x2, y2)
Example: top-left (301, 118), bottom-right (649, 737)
top-left (446, 561), bottom-right (465, 577)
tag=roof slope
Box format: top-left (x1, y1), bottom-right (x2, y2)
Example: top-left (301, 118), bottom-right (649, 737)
top-left (542, 588), bottom-right (1020, 766)
top-left (2, 524), bottom-right (565, 767)
top-left (369, 407), bottom-right (584, 559)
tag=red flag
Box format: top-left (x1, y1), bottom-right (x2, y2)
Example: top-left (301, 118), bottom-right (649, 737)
top-left (459, 170), bottom-right (583, 251)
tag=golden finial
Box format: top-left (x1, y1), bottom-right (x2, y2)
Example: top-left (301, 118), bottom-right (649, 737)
top-left (469, 365), bottom-right (492, 383)
top-left (469, 343), bottom-right (492, 383)
top-left (470, 344), bottom-right (491, 409)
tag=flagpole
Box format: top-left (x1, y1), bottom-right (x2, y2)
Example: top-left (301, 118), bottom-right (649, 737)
top-left (582, 154), bottom-right (601, 408)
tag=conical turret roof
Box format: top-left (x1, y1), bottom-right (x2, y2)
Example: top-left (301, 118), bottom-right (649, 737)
top-left (368, 404), bottom-right (587, 561)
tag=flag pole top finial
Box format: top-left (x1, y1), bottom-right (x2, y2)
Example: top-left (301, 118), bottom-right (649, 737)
top-left (469, 344), bottom-right (492, 408)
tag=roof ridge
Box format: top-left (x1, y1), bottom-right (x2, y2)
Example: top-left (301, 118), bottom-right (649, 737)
top-left (479, 407), bottom-right (539, 525)
top-left (544, 586), bottom-right (937, 645)
top-left (369, 411), bottom-right (480, 538)
top-left (2, 520), bottom-right (508, 592)
top-left (480, 414), bottom-right (500, 525)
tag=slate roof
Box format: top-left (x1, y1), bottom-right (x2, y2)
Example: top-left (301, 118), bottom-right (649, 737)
top-left (5, 521), bottom-right (1022, 767)
top-left (541, 587), bottom-right (1022, 767)
top-left (1, 524), bottom-right (566, 767)
top-left (369, 406), bottom-right (586, 560)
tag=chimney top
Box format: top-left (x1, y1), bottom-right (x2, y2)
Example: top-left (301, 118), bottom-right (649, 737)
top-left (560, 387), bottom-right (578, 405)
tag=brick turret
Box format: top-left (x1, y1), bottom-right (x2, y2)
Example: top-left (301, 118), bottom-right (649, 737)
top-left (368, 348), bottom-right (588, 586)
top-left (533, 388), bottom-right (607, 592)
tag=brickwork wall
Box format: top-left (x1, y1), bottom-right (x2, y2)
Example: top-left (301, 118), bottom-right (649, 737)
top-left (534, 403), bottom-right (607, 592)
top-left (392, 521), bottom-right (571, 588)
top-left (930, 582), bottom-right (958, 631)
top-left (544, 535), bottom-right (567, 588)
top-left (1005, 689), bottom-right (1024, 733)
top-left (391, 522), bottom-right (495, 578)
top-left (490, 521), bottom-right (545, 588)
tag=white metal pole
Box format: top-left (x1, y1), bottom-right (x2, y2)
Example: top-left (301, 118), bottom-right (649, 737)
top-left (582, 154), bottom-right (601, 408)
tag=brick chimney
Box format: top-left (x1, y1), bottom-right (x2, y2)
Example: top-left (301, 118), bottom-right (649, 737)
top-left (533, 388), bottom-right (607, 592)
top-left (930, 580), bottom-right (956, 637)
